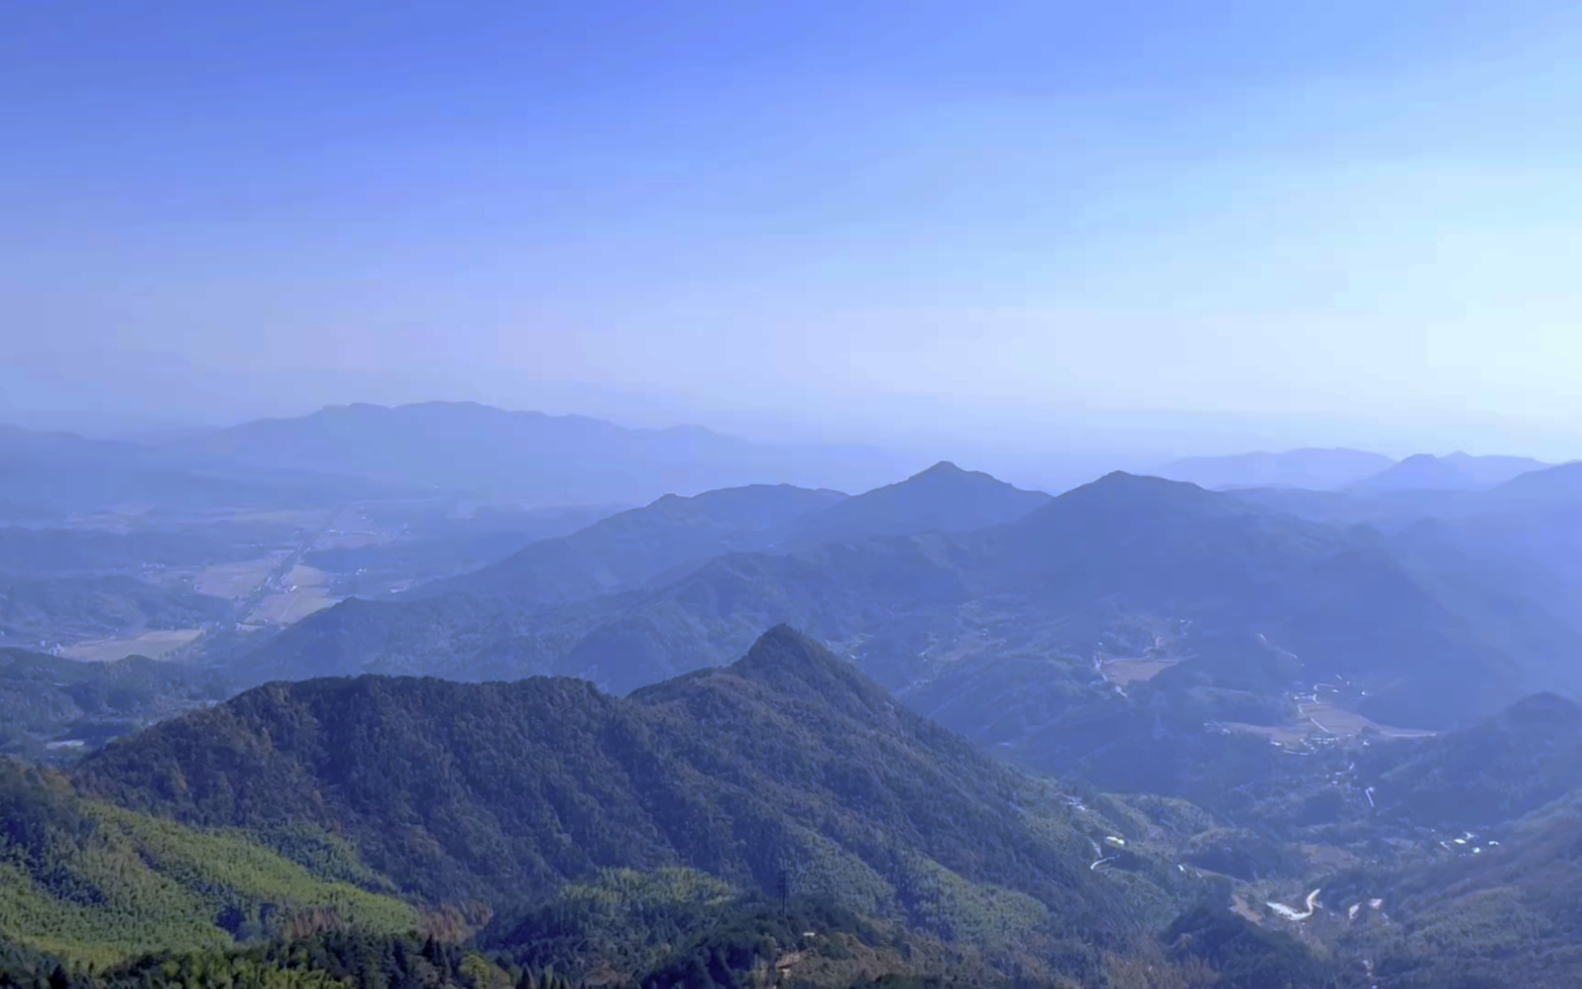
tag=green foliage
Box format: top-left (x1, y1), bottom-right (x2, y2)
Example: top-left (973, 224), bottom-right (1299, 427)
top-left (0, 930), bottom-right (515, 989)
top-left (76, 629), bottom-right (1199, 978)
top-left (0, 759), bottom-right (416, 966)
top-left (1161, 907), bottom-right (1342, 988)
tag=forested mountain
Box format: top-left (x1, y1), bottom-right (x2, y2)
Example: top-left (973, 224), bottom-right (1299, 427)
top-left (80, 630), bottom-right (1183, 926)
top-left (0, 757), bottom-right (415, 965)
top-left (169, 403), bottom-right (905, 505)
top-left (1155, 447), bottom-right (1392, 490)
top-left (7, 626), bottom-right (1577, 987)
top-left (63, 627), bottom-right (1269, 984)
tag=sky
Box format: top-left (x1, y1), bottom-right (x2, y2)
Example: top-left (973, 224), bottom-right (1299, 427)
top-left (5, 1), bottom-right (1582, 469)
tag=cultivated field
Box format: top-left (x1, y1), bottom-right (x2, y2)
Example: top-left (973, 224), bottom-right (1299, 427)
top-left (247, 564), bottom-right (337, 625)
top-left (196, 552), bottom-right (292, 598)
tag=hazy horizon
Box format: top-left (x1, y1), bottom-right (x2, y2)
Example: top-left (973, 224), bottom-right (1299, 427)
top-left (9, 2), bottom-right (1582, 468)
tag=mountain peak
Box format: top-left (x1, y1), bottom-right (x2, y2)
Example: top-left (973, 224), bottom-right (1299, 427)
top-left (734, 624), bottom-right (842, 679)
top-left (1500, 691), bottom-right (1582, 728)
top-left (913, 460), bottom-right (967, 478)
top-left (730, 625), bottom-right (889, 704)
top-left (1061, 470), bottom-right (1225, 507)
top-left (784, 464), bottom-right (1051, 544)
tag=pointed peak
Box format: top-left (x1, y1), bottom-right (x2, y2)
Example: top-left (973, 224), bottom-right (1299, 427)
top-left (909, 461), bottom-right (970, 480)
top-left (735, 624), bottom-right (829, 671)
top-left (726, 626), bottom-right (899, 718)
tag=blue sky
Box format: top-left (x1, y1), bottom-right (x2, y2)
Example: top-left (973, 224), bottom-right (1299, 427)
top-left (5, 2), bottom-right (1582, 465)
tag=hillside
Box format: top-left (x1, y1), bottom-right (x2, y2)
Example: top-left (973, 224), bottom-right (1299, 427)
top-left (77, 628), bottom-right (1197, 971)
top-left (973, 472), bottom-right (1547, 726)
top-left (1155, 448), bottom-right (1392, 491)
top-left (431, 484), bottom-right (847, 603)
top-left (1354, 786), bottom-right (1582, 988)
top-left (1364, 692), bottom-right (1582, 830)
top-left (0, 758), bottom-right (415, 966)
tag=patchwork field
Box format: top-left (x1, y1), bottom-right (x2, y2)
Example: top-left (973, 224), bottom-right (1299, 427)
top-left (194, 552), bottom-right (291, 598)
top-left (246, 564), bottom-right (337, 625)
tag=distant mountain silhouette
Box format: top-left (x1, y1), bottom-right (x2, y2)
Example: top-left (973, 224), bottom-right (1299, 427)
top-left (1351, 452), bottom-right (1550, 493)
top-left (431, 483), bottom-right (847, 602)
top-left (0, 423), bottom-right (367, 519)
top-left (1155, 448), bottom-right (1392, 491)
top-left (234, 469), bottom-right (1582, 729)
top-left (782, 461), bottom-right (1051, 545)
top-left (171, 401), bottom-right (904, 505)
top-left (1488, 460), bottom-right (1582, 505)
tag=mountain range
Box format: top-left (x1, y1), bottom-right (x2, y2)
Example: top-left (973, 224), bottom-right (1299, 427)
top-left (1156, 447), bottom-right (1393, 490)
top-left (227, 468), bottom-right (1582, 736)
top-left (429, 462), bottom-right (1048, 605)
top-left (1, 403), bottom-right (917, 520)
top-left (1350, 452), bottom-right (1551, 493)
top-left (38, 627), bottom-right (1255, 986)
top-left (170, 402), bottom-right (909, 506)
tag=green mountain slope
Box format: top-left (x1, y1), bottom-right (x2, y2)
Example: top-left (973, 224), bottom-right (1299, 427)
top-left (0, 758), bottom-right (416, 966)
top-left (76, 629), bottom-right (1198, 959)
